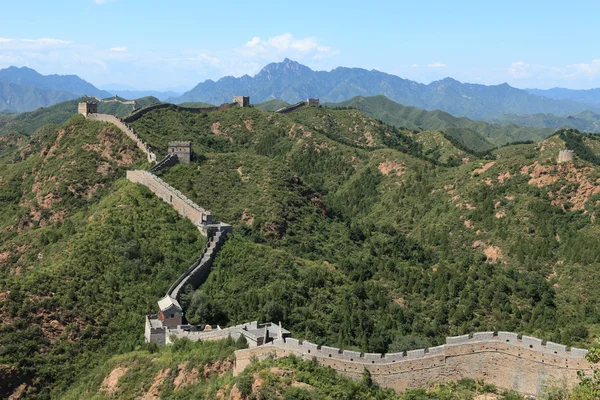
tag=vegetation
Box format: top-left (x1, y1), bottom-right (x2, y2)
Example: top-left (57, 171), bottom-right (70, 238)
top-left (3, 102), bottom-right (600, 398)
top-left (328, 95), bottom-right (554, 149)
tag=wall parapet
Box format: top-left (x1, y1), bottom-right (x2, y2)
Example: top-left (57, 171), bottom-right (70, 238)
top-left (235, 332), bottom-right (593, 397)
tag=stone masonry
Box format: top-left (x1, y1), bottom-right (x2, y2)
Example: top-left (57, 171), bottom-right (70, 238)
top-left (167, 141), bottom-right (192, 163)
top-left (233, 96), bottom-right (250, 107)
top-left (234, 332), bottom-right (592, 397)
top-left (78, 101), bottom-right (97, 116)
top-left (558, 149), bottom-right (574, 163)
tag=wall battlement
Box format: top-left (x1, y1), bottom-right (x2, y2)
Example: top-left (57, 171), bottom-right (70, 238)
top-left (234, 333), bottom-right (593, 397)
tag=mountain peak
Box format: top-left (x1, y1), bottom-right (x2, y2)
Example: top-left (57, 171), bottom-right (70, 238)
top-left (257, 59), bottom-right (313, 78)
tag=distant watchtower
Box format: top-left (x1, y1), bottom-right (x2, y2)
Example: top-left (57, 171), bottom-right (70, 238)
top-left (168, 141), bottom-right (192, 163)
top-left (78, 102), bottom-right (97, 117)
top-left (233, 96), bottom-right (250, 107)
top-left (306, 98), bottom-right (320, 106)
top-left (558, 149), bottom-right (574, 163)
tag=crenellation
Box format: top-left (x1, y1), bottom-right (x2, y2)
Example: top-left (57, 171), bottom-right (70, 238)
top-left (570, 347), bottom-right (589, 357)
top-left (364, 353), bottom-right (384, 363)
top-left (446, 334), bottom-right (470, 344)
top-left (407, 349), bottom-right (426, 358)
top-left (473, 332), bottom-right (495, 341)
top-left (343, 350), bottom-right (362, 361)
top-left (383, 352), bottom-right (405, 362)
top-left (520, 335), bottom-right (544, 351)
top-left (497, 331), bottom-right (519, 343)
top-left (426, 345), bottom-right (445, 355)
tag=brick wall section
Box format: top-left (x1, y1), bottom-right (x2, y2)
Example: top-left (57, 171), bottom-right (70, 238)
top-left (234, 333), bottom-right (592, 397)
top-left (126, 170), bottom-right (209, 226)
top-left (149, 153), bottom-right (179, 173)
top-left (87, 113), bottom-right (157, 163)
top-left (276, 102), bottom-right (307, 114)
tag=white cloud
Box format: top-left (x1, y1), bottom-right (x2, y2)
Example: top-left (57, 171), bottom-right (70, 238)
top-left (240, 33), bottom-right (338, 60)
top-left (508, 61), bottom-right (533, 78)
top-left (93, 0), bottom-right (116, 4)
top-left (187, 52), bottom-right (220, 66)
top-left (109, 47), bottom-right (127, 52)
top-left (0, 38), bottom-right (72, 50)
top-left (427, 62), bottom-right (447, 68)
top-left (566, 59), bottom-right (600, 79)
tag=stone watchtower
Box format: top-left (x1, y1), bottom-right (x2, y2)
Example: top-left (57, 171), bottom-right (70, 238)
top-left (306, 98), bottom-right (320, 106)
top-left (233, 96), bottom-right (250, 107)
top-left (558, 150), bottom-right (574, 163)
top-left (78, 101), bottom-right (97, 117)
top-left (168, 141), bottom-right (192, 163)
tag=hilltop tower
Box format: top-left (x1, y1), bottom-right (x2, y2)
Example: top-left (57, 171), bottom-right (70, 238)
top-left (558, 149), bottom-right (574, 163)
top-left (306, 98), bottom-right (320, 106)
top-left (167, 141), bottom-right (192, 163)
top-left (78, 101), bottom-right (97, 117)
top-left (233, 96), bottom-right (250, 107)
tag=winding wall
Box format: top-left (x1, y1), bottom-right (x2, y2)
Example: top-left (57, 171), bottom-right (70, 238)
top-left (235, 332), bottom-right (592, 397)
top-left (122, 102), bottom-right (237, 123)
top-left (88, 106), bottom-right (594, 397)
top-left (87, 114), bottom-right (157, 163)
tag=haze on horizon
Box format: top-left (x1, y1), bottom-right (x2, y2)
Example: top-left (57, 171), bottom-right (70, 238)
top-left (1, 0), bottom-right (599, 91)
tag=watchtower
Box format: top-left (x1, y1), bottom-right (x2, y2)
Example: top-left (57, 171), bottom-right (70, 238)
top-left (168, 141), bottom-right (192, 163)
top-left (306, 98), bottom-right (320, 106)
top-left (78, 102), bottom-right (97, 116)
top-left (558, 150), bottom-right (574, 163)
top-left (233, 96), bottom-right (250, 107)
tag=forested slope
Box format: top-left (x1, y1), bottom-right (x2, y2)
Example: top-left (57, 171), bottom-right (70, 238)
top-left (3, 103), bottom-right (600, 398)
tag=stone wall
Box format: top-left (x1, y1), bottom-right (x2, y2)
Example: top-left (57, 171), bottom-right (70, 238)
top-left (276, 102), bottom-right (307, 114)
top-left (126, 170), bottom-right (209, 226)
top-left (234, 333), bottom-right (592, 397)
top-left (122, 102), bottom-right (237, 123)
top-left (87, 114), bottom-right (157, 163)
top-left (558, 149), bottom-right (574, 163)
top-left (149, 153), bottom-right (179, 173)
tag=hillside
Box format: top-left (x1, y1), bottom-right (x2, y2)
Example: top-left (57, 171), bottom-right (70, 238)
top-left (171, 58), bottom-right (595, 120)
top-left (329, 95), bottom-right (554, 149)
top-left (3, 103), bottom-right (600, 398)
top-left (494, 110), bottom-right (600, 132)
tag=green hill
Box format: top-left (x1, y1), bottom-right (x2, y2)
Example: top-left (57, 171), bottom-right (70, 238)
top-left (177, 101), bottom-right (216, 108)
top-left (328, 95), bottom-right (554, 150)
top-left (3, 103), bottom-right (600, 398)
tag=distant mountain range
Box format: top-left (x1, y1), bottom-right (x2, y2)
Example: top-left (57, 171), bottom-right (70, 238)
top-left (329, 95), bottom-right (554, 150)
top-left (0, 66), bottom-right (111, 113)
top-left (493, 110), bottom-right (600, 132)
top-left (526, 87), bottom-right (600, 107)
top-left (171, 58), bottom-right (598, 120)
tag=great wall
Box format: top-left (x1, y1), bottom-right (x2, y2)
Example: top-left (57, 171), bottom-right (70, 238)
top-left (77, 100), bottom-right (594, 397)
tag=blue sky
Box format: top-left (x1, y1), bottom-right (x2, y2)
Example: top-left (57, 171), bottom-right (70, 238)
top-left (1, 0), bottom-right (599, 90)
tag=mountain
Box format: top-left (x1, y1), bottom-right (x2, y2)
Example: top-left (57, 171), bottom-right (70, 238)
top-left (329, 95), bottom-right (553, 149)
top-left (526, 87), bottom-right (600, 107)
top-left (105, 89), bottom-right (181, 101)
top-left (494, 110), bottom-right (600, 133)
top-left (171, 58), bottom-right (595, 120)
top-left (0, 81), bottom-right (76, 113)
top-left (0, 66), bottom-right (111, 98)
